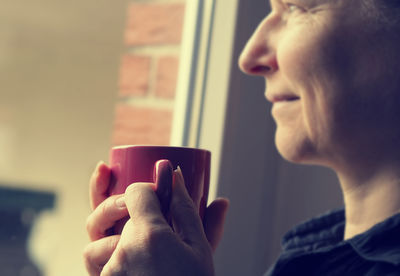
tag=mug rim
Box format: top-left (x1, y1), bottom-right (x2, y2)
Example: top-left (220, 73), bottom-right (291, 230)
top-left (111, 145), bottom-right (211, 154)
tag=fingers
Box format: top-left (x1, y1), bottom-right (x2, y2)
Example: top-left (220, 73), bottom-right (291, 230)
top-left (203, 198), bottom-right (229, 252)
top-left (83, 235), bottom-right (120, 276)
top-left (124, 182), bottom-right (169, 228)
top-left (101, 250), bottom-right (124, 276)
top-left (170, 167), bottom-right (207, 245)
top-left (86, 195), bottom-right (128, 241)
top-left (90, 161), bottom-right (111, 210)
top-left (154, 160), bottom-right (173, 217)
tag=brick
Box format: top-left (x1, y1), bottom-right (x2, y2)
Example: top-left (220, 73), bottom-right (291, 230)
top-left (112, 104), bottom-right (172, 146)
top-left (155, 56), bottom-right (179, 99)
top-left (118, 55), bottom-right (151, 97)
top-left (125, 3), bottom-right (185, 46)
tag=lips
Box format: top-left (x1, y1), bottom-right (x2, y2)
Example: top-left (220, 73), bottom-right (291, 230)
top-left (266, 94), bottom-right (300, 103)
top-left (269, 92), bottom-right (301, 118)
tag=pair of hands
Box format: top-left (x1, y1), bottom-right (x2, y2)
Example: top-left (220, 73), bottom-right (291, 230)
top-left (83, 161), bottom-right (229, 276)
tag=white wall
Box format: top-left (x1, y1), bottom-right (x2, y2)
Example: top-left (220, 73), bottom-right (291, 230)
top-left (0, 1), bottom-right (128, 275)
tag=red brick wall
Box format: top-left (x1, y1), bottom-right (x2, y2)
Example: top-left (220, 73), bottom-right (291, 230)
top-left (112, 1), bottom-right (185, 146)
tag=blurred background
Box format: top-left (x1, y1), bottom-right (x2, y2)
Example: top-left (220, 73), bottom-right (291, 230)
top-left (0, 0), bottom-right (343, 275)
top-left (0, 0), bottom-right (136, 275)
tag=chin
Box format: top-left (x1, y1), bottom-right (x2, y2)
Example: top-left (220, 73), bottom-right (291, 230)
top-left (275, 131), bottom-right (318, 165)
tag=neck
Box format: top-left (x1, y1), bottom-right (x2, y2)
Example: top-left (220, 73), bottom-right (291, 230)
top-left (338, 164), bottom-right (400, 240)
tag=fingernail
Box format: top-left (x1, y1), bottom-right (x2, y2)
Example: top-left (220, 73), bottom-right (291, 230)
top-left (154, 160), bottom-right (173, 181)
top-left (115, 195), bottom-right (126, 208)
top-left (154, 160), bottom-right (173, 217)
top-left (174, 166), bottom-right (184, 183)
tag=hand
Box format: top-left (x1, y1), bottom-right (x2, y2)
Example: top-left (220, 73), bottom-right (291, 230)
top-left (83, 161), bottom-right (229, 276)
top-left (101, 168), bottom-right (218, 275)
top-left (84, 162), bottom-right (129, 275)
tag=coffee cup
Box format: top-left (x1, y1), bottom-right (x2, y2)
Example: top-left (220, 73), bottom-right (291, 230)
top-left (108, 145), bottom-right (211, 232)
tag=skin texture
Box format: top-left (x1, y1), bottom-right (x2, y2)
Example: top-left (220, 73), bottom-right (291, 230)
top-left (239, 0), bottom-right (400, 239)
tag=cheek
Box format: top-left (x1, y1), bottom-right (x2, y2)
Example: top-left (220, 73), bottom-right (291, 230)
top-left (277, 29), bottom-right (336, 106)
top-left (277, 29), bottom-right (350, 155)
top-left (278, 33), bottom-right (314, 82)
top-left (278, 34), bottom-right (329, 126)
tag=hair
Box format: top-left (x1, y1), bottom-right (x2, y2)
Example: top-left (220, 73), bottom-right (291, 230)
top-left (362, 0), bottom-right (400, 29)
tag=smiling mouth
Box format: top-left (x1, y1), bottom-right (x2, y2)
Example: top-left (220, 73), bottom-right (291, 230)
top-left (267, 95), bottom-right (300, 103)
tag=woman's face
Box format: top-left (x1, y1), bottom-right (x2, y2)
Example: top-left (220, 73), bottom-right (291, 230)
top-left (239, 0), bottom-right (400, 170)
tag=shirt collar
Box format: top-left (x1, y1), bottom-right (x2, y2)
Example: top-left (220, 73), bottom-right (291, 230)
top-left (349, 211), bottom-right (400, 265)
top-left (282, 208), bottom-right (345, 251)
top-left (282, 207), bottom-right (400, 266)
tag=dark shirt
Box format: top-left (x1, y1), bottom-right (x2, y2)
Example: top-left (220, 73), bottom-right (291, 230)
top-left (265, 208), bottom-right (400, 275)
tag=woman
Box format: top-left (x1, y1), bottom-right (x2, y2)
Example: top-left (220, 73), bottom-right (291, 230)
top-left (84, 0), bottom-right (400, 275)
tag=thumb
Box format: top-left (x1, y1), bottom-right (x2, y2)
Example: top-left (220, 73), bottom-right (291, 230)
top-left (170, 167), bottom-right (207, 246)
top-left (203, 198), bottom-right (229, 252)
top-left (153, 159), bottom-right (173, 217)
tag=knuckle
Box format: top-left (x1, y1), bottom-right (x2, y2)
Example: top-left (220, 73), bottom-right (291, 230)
top-left (125, 183), bottom-right (142, 199)
top-left (86, 199), bottom-right (113, 240)
top-left (125, 182), bottom-right (153, 196)
top-left (125, 183), bottom-right (140, 194)
top-left (82, 244), bottom-right (97, 273)
top-left (148, 229), bottom-right (176, 256)
top-left (110, 246), bottom-right (129, 272)
top-left (97, 199), bottom-right (114, 225)
top-left (98, 199), bottom-right (109, 218)
top-left (101, 195), bottom-right (120, 216)
top-left (137, 225), bottom-right (171, 253)
top-left (107, 235), bottom-right (120, 252)
top-left (128, 218), bottom-right (170, 246)
top-left (86, 215), bottom-right (95, 237)
top-left (82, 244), bottom-right (92, 263)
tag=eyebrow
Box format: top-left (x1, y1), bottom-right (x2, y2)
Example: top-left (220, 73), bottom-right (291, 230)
top-left (269, 0), bottom-right (330, 8)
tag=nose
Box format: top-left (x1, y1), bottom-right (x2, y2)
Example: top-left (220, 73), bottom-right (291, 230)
top-left (238, 16), bottom-right (278, 76)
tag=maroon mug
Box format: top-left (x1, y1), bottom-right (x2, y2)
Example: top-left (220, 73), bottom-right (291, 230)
top-left (108, 145), bottom-right (211, 231)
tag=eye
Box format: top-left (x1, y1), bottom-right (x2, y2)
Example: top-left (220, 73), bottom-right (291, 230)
top-left (285, 3), bottom-right (304, 13)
